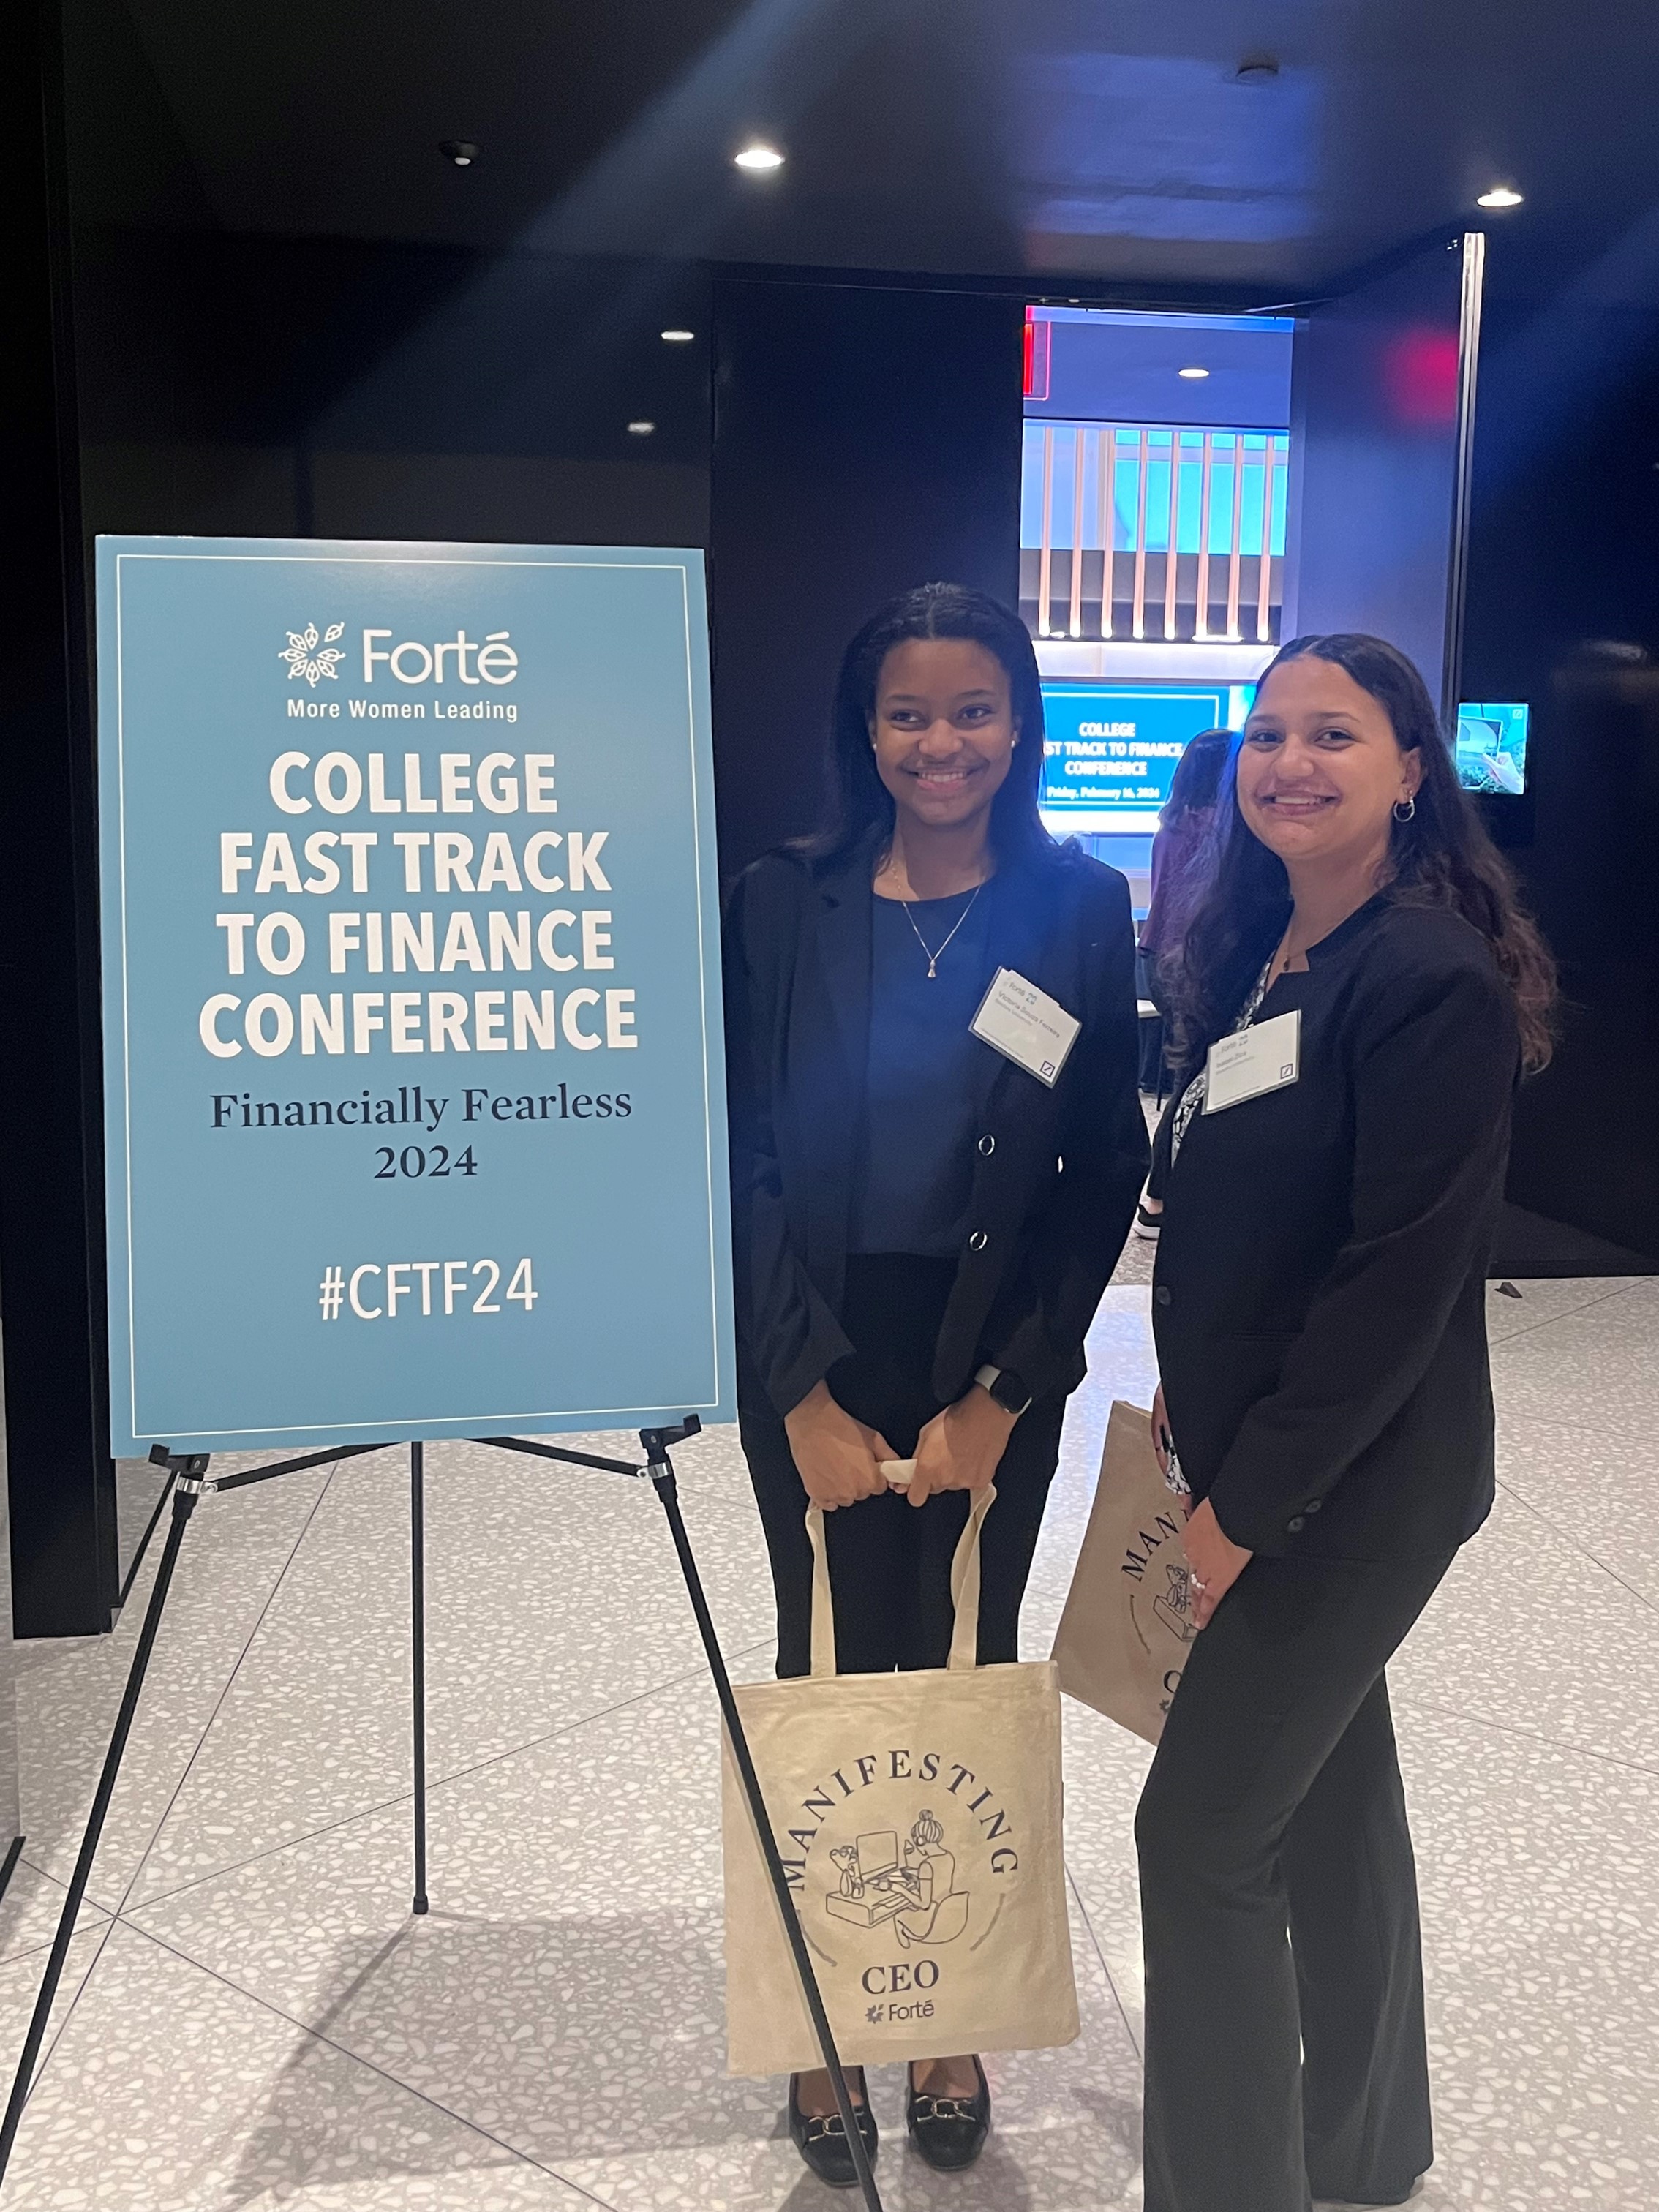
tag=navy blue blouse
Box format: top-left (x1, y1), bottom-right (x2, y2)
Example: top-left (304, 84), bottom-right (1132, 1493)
top-left (850, 887), bottom-right (997, 1259)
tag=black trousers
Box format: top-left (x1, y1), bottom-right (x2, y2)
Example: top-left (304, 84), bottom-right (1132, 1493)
top-left (1135, 1545), bottom-right (1456, 2212)
top-left (740, 1254), bottom-right (1068, 1677)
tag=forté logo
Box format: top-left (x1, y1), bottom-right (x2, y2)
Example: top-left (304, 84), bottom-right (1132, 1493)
top-left (279, 623), bottom-right (346, 686)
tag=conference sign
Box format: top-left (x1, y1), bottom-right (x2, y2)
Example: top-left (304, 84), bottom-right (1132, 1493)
top-left (97, 536), bottom-right (733, 1454)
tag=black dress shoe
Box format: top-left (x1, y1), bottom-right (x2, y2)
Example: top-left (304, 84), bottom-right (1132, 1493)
top-left (787, 2072), bottom-right (878, 2190)
top-left (906, 2055), bottom-right (990, 2170)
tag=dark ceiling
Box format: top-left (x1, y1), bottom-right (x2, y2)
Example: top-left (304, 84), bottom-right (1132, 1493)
top-left (80, 0), bottom-right (1659, 297)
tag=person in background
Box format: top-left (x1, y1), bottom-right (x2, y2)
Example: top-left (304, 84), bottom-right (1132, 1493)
top-left (1137, 633), bottom-right (1557, 2212)
top-left (723, 582), bottom-right (1148, 2188)
top-left (1132, 726), bottom-right (1232, 1238)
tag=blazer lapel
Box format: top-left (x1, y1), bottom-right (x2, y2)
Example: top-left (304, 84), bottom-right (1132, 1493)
top-left (968, 861), bottom-right (1064, 1121)
top-left (802, 851), bottom-right (873, 1280)
top-left (814, 851), bottom-right (874, 1090)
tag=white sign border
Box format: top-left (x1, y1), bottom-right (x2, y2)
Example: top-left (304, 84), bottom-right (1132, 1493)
top-left (110, 548), bottom-right (726, 1442)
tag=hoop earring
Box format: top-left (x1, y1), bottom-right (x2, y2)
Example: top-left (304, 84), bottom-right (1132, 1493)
top-left (1393, 795), bottom-right (1417, 823)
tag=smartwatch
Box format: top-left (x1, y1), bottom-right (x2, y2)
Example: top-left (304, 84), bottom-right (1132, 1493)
top-left (974, 1362), bottom-right (1033, 1418)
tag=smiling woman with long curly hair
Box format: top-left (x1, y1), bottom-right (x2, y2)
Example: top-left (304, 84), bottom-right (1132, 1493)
top-left (1135, 631), bottom-right (1556, 2212)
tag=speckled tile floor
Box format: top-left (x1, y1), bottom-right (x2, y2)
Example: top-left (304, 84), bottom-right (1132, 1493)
top-left (0, 1274), bottom-right (1654, 2209)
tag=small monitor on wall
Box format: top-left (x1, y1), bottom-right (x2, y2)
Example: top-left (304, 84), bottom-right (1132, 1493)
top-left (1455, 701), bottom-right (1529, 796)
top-left (1038, 682), bottom-right (1254, 836)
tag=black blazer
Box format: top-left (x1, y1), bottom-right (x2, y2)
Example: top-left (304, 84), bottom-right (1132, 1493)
top-left (1152, 897), bottom-right (1520, 1563)
top-left (724, 838), bottom-right (1149, 1420)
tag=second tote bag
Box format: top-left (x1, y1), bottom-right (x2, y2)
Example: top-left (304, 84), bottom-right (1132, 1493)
top-left (1051, 1398), bottom-right (1197, 1745)
top-left (722, 1486), bottom-right (1079, 2075)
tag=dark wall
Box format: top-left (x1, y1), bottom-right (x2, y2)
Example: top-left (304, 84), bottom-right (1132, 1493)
top-left (708, 279), bottom-right (1024, 876)
top-left (4, 0), bottom-right (120, 1636)
top-left (72, 230), bottom-right (714, 546)
top-left (1462, 287), bottom-right (1659, 1266)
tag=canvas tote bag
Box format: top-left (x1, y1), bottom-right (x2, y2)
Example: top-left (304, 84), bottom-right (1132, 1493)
top-left (1051, 1399), bottom-right (1197, 1745)
top-left (722, 1485), bottom-right (1079, 2075)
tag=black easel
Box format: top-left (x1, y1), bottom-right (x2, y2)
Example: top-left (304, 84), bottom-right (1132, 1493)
top-left (0, 1419), bottom-right (882, 2211)
top-left (409, 1440), bottom-right (429, 1916)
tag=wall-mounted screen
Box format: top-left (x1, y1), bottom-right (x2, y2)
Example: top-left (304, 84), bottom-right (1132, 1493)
top-left (1456, 701), bottom-right (1529, 796)
top-left (1039, 682), bottom-right (1254, 835)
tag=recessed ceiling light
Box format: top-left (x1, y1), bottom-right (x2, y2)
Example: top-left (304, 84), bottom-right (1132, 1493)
top-left (439, 140), bottom-right (479, 167)
top-left (660, 328), bottom-right (696, 344)
top-left (627, 420), bottom-right (656, 436)
top-left (1477, 184), bottom-right (1524, 208)
top-left (734, 143), bottom-right (784, 170)
top-left (1178, 366), bottom-right (1211, 380)
top-left (1234, 55), bottom-right (1280, 85)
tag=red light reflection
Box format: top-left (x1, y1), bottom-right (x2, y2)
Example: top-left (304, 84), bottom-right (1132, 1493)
top-left (1383, 328), bottom-right (1461, 426)
top-left (1024, 309), bottom-right (1052, 401)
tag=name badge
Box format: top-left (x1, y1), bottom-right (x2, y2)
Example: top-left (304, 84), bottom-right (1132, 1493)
top-left (971, 967), bottom-right (1081, 1088)
top-left (1203, 1008), bottom-right (1301, 1113)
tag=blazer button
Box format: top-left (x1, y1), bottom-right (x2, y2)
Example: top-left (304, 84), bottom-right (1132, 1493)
top-left (968, 1230), bottom-right (988, 1252)
top-left (978, 1134), bottom-right (996, 1156)
top-left (1154, 1285), bottom-right (1172, 1307)
top-left (1304, 1498), bottom-right (1323, 1514)
top-left (1287, 1514), bottom-right (1306, 1532)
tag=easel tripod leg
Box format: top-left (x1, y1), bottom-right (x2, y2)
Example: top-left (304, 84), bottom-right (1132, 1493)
top-left (410, 1440), bottom-right (429, 1916)
top-left (0, 1470), bottom-right (206, 2189)
top-left (642, 1434), bottom-right (884, 2212)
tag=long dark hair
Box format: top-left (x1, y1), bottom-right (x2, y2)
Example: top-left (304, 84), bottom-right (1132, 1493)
top-left (1167, 633), bottom-right (1557, 1072)
top-left (1161, 727), bottom-right (1233, 827)
top-left (804, 583), bottom-right (1056, 868)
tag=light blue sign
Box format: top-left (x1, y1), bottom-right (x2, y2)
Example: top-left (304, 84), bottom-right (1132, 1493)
top-left (97, 537), bottom-right (733, 1454)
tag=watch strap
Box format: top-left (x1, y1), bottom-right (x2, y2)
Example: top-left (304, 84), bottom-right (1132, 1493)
top-left (974, 1361), bottom-right (1033, 1418)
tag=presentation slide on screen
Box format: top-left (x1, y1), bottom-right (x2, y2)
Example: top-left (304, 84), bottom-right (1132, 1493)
top-left (1038, 683), bottom-right (1253, 835)
top-left (97, 537), bottom-right (734, 1456)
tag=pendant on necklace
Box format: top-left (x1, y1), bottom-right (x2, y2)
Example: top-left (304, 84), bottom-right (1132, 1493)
top-left (900, 876), bottom-right (983, 978)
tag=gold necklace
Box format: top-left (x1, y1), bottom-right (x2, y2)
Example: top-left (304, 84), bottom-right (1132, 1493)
top-left (1268, 925), bottom-right (1304, 986)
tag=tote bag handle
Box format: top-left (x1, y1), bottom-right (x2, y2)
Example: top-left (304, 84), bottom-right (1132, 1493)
top-left (806, 1484), bottom-right (997, 1678)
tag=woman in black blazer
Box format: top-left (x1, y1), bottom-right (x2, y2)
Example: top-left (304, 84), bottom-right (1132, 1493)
top-left (1137, 634), bottom-right (1557, 2212)
top-left (724, 583), bottom-right (1148, 2185)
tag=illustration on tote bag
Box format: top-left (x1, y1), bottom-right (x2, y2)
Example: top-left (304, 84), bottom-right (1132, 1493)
top-left (1148, 1557), bottom-right (1200, 1649)
top-left (825, 1811), bottom-right (971, 1947)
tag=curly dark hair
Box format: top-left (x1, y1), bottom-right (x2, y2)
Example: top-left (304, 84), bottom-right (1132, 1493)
top-left (1165, 632), bottom-right (1557, 1074)
top-left (803, 582), bottom-right (1056, 868)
